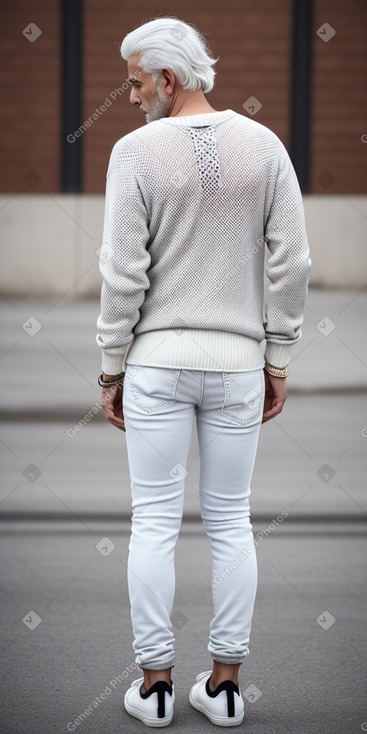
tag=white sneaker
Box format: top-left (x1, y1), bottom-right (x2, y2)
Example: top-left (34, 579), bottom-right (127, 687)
top-left (124, 676), bottom-right (175, 727)
top-left (189, 670), bottom-right (244, 727)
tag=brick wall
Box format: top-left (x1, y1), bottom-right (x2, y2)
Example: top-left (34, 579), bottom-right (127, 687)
top-left (0, 1), bottom-right (60, 193)
top-left (311, 0), bottom-right (367, 193)
top-left (1, 0), bottom-right (366, 194)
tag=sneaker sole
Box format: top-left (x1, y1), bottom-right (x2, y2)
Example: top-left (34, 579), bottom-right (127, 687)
top-left (124, 697), bottom-right (173, 728)
top-left (189, 689), bottom-right (244, 727)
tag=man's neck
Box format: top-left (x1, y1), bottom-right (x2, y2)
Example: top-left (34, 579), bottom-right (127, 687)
top-left (171, 108), bottom-right (219, 118)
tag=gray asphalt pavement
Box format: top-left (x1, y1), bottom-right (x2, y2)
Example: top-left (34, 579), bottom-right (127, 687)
top-left (0, 287), bottom-right (366, 421)
top-left (0, 289), bottom-right (366, 733)
top-left (0, 521), bottom-right (366, 733)
top-left (1, 288), bottom-right (366, 520)
top-left (1, 392), bottom-right (366, 520)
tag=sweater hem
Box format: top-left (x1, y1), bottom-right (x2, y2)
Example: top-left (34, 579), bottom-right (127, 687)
top-left (125, 329), bottom-right (265, 372)
top-left (125, 362), bottom-right (264, 373)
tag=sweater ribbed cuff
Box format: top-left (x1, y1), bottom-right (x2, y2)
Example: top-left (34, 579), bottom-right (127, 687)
top-left (100, 343), bottom-right (133, 375)
top-left (264, 342), bottom-right (293, 368)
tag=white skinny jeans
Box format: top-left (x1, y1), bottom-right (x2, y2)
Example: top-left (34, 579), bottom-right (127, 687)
top-left (122, 364), bottom-right (265, 671)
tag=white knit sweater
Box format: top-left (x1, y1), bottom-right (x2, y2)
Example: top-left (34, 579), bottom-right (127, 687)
top-left (96, 109), bottom-right (311, 374)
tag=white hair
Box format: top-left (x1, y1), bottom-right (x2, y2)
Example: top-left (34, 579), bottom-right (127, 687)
top-left (120, 16), bottom-right (220, 94)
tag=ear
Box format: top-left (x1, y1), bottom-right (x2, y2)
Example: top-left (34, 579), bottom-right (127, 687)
top-left (160, 67), bottom-right (176, 92)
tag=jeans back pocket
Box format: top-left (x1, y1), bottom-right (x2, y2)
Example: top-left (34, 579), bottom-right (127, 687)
top-left (220, 370), bottom-right (264, 426)
top-left (126, 365), bottom-right (181, 414)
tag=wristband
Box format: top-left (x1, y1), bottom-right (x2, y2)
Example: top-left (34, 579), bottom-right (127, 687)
top-left (264, 362), bottom-right (288, 378)
top-left (98, 372), bottom-right (125, 388)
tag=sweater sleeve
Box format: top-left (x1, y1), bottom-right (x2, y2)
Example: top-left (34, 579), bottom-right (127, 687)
top-left (263, 141), bottom-right (311, 368)
top-left (96, 140), bottom-right (151, 375)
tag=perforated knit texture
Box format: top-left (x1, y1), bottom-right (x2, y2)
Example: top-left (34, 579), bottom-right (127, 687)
top-left (187, 126), bottom-right (223, 195)
top-left (96, 109), bottom-right (311, 368)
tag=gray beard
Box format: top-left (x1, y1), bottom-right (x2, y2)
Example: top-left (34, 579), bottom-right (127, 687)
top-left (143, 87), bottom-right (170, 123)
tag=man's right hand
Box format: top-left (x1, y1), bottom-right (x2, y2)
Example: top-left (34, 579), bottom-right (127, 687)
top-left (262, 369), bottom-right (287, 423)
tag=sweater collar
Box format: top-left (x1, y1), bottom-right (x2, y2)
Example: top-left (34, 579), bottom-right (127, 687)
top-left (158, 109), bottom-right (236, 127)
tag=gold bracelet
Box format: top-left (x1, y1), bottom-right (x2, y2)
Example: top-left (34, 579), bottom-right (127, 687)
top-left (264, 362), bottom-right (288, 378)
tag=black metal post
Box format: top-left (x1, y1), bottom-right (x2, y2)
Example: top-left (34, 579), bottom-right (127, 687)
top-left (61, 0), bottom-right (82, 192)
top-left (290, 0), bottom-right (313, 193)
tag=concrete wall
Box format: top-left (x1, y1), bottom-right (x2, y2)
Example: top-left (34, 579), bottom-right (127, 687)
top-left (0, 194), bottom-right (366, 297)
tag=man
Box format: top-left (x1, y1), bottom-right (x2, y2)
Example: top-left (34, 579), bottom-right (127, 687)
top-left (96, 15), bottom-right (311, 728)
